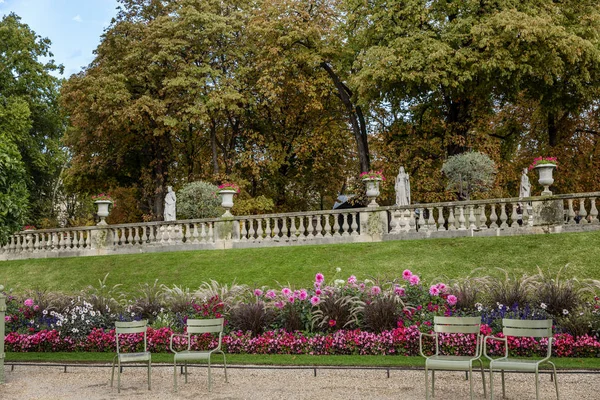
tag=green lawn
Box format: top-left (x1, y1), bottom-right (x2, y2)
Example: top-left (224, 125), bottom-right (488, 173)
top-left (5, 352), bottom-right (599, 370)
top-left (1, 230), bottom-right (599, 293)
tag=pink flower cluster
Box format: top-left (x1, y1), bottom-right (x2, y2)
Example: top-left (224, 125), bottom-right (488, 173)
top-left (5, 326), bottom-right (600, 358)
top-left (529, 156), bottom-right (558, 171)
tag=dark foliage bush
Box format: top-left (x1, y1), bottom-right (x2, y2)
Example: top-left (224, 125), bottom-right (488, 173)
top-left (229, 302), bottom-right (275, 335)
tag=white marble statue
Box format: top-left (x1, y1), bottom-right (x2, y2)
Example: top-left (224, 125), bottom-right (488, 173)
top-left (519, 168), bottom-right (531, 198)
top-left (164, 186), bottom-right (177, 221)
top-left (395, 166), bottom-right (411, 206)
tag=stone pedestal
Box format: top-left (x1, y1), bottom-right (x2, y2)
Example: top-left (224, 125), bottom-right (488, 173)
top-left (532, 199), bottom-right (564, 226)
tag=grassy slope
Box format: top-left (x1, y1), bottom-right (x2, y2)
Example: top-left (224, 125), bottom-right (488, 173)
top-left (0, 230), bottom-right (598, 293)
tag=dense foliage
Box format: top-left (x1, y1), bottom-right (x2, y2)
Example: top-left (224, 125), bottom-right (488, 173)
top-left (4, 1), bottom-right (600, 228)
top-left (176, 181), bottom-right (222, 219)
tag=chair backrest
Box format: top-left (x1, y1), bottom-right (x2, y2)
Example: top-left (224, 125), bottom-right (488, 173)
top-left (502, 319), bottom-right (553, 338)
top-left (186, 318), bottom-right (224, 335)
top-left (434, 316), bottom-right (481, 334)
top-left (115, 320), bottom-right (148, 353)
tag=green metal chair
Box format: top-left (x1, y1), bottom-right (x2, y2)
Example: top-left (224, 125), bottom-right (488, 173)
top-left (170, 318), bottom-right (228, 392)
top-left (111, 320), bottom-right (151, 393)
top-left (419, 316), bottom-right (486, 400)
top-left (484, 319), bottom-right (559, 400)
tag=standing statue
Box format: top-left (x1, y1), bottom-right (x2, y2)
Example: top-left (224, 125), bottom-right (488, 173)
top-left (519, 168), bottom-right (531, 198)
top-left (164, 186), bottom-right (177, 221)
top-left (395, 166), bottom-right (411, 206)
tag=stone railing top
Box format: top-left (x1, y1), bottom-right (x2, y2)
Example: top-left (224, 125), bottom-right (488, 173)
top-left (12, 191), bottom-right (600, 235)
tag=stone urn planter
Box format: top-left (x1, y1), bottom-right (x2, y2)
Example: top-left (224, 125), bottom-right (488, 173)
top-left (94, 200), bottom-right (112, 225)
top-left (362, 178), bottom-right (382, 207)
top-left (219, 190), bottom-right (237, 217)
top-left (534, 163), bottom-right (556, 195)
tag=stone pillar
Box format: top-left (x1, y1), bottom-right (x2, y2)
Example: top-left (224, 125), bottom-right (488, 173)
top-left (0, 285), bottom-right (6, 384)
top-left (214, 217), bottom-right (237, 249)
top-left (359, 209), bottom-right (386, 241)
top-left (532, 198), bottom-right (564, 226)
top-left (91, 227), bottom-right (113, 254)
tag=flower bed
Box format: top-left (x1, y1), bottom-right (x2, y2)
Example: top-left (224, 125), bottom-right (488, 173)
top-left (4, 268), bottom-right (600, 357)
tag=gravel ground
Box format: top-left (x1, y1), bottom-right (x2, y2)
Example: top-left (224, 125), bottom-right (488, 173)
top-left (1, 364), bottom-right (598, 399)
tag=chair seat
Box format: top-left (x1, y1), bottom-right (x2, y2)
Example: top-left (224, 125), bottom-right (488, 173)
top-left (174, 350), bottom-right (213, 362)
top-left (426, 355), bottom-right (480, 370)
top-left (490, 358), bottom-right (544, 372)
top-left (118, 351), bottom-right (151, 362)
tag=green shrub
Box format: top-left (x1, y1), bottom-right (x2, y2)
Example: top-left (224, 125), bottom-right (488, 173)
top-left (441, 151), bottom-right (496, 200)
top-left (177, 181), bottom-right (221, 219)
top-left (232, 195), bottom-right (274, 216)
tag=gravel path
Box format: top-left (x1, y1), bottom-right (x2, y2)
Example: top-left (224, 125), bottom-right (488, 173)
top-left (1, 364), bottom-right (599, 399)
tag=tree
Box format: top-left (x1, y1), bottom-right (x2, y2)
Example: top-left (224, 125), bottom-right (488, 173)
top-left (442, 151), bottom-right (497, 201)
top-left (0, 140), bottom-right (29, 243)
top-left (0, 13), bottom-right (66, 225)
top-left (177, 181), bottom-right (221, 219)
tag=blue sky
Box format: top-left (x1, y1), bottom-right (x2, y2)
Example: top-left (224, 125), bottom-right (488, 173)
top-left (0, 0), bottom-right (120, 77)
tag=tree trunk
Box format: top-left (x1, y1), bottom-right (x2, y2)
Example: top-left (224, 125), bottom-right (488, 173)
top-left (210, 120), bottom-right (220, 175)
top-left (446, 98), bottom-right (471, 156)
top-left (320, 62), bottom-right (371, 173)
top-left (548, 112), bottom-right (558, 147)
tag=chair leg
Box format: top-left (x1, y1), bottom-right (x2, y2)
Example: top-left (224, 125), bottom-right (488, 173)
top-left (184, 362), bottom-right (188, 384)
top-left (110, 356), bottom-right (116, 388)
top-left (431, 370), bottom-right (435, 397)
top-left (479, 360), bottom-right (487, 399)
top-left (173, 360), bottom-right (178, 392)
top-left (501, 370), bottom-right (506, 398)
top-left (148, 359), bottom-right (151, 391)
top-left (208, 356), bottom-right (212, 392)
top-left (490, 368), bottom-right (495, 400)
top-left (425, 366), bottom-right (430, 400)
top-left (222, 351), bottom-right (228, 383)
top-left (549, 361), bottom-right (559, 400)
top-left (469, 367), bottom-right (474, 400)
top-left (535, 369), bottom-right (540, 400)
top-left (117, 359), bottom-right (121, 394)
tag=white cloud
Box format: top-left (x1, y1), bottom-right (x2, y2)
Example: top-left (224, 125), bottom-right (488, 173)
top-left (72, 15), bottom-right (82, 23)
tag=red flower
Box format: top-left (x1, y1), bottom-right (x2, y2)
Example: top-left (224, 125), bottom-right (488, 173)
top-left (328, 319), bottom-right (336, 327)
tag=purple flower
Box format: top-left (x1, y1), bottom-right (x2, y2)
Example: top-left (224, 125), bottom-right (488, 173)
top-left (315, 273), bottom-right (325, 283)
top-left (24, 298), bottom-right (34, 307)
top-left (274, 301), bottom-right (285, 309)
top-left (288, 296), bottom-right (295, 303)
top-left (266, 290), bottom-right (276, 299)
top-left (402, 269), bottom-right (412, 280)
top-left (437, 283), bottom-right (447, 293)
top-left (447, 295), bottom-right (458, 306)
top-left (281, 287), bottom-right (291, 297)
top-left (394, 286), bottom-right (405, 296)
top-left (315, 289), bottom-right (322, 296)
top-left (409, 275), bottom-right (420, 286)
top-left (310, 296), bottom-right (320, 306)
top-left (254, 289), bottom-right (263, 297)
top-left (371, 286), bottom-right (381, 295)
top-left (299, 289), bottom-right (308, 301)
top-left (348, 275), bottom-right (357, 284)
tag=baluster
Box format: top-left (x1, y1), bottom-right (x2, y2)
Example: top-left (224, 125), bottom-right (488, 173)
top-left (579, 198), bottom-right (588, 223)
top-left (142, 226), bottom-right (150, 244)
top-left (589, 197), bottom-right (598, 224)
top-left (323, 214), bottom-right (332, 237)
top-left (112, 229), bottom-right (119, 247)
top-left (332, 214), bottom-right (341, 237)
top-left (271, 219), bottom-right (280, 241)
top-left (298, 216), bottom-right (306, 241)
top-left (456, 206), bottom-right (466, 230)
top-left (85, 230), bottom-right (92, 249)
top-left (427, 207), bottom-right (436, 231)
top-left (190, 223), bottom-right (197, 243)
top-left (240, 220), bottom-right (248, 241)
top-left (282, 218), bottom-right (290, 240)
top-left (448, 207), bottom-right (456, 231)
top-left (207, 222), bottom-right (214, 242)
top-left (38, 233), bottom-right (46, 251)
top-left (74, 231), bottom-right (81, 249)
top-left (341, 213), bottom-right (350, 236)
top-left (468, 205), bottom-right (476, 230)
top-left (499, 204), bottom-right (508, 228)
top-left (437, 207), bottom-right (446, 231)
top-left (56, 231), bottom-right (63, 250)
top-left (315, 215), bottom-right (323, 238)
top-left (567, 199), bottom-right (576, 224)
top-left (196, 223), bottom-right (204, 243)
top-left (406, 209), bottom-right (415, 232)
top-left (510, 204), bottom-right (518, 228)
top-left (30, 233), bottom-right (38, 252)
top-left (351, 213), bottom-right (359, 236)
top-left (256, 218), bottom-right (264, 240)
top-left (67, 231), bottom-right (74, 249)
top-left (133, 227), bottom-right (141, 245)
top-left (262, 218), bottom-right (271, 241)
top-left (418, 208), bottom-right (426, 232)
top-left (9, 236), bottom-right (16, 252)
top-left (489, 204), bottom-right (498, 228)
top-left (290, 217), bottom-right (298, 241)
top-left (247, 219), bottom-right (255, 240)
top-left (479, 205), bottom-right (488, 229)
top-left (307, 216), bottom-right (315, 238)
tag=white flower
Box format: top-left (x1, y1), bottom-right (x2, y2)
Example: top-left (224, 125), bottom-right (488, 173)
top-left (336, 267), bottom-right (341, 273)
top-left (540, 303), bottom-right (547, 310)
top-left (475, 302), bottom-right (483, 312)
top-left (56, 321), bottom-right (62, 327)
top-left (43, 310), bottom-right (48, 315)
top-left (497, 303), bottom-right (504, 310)
top-left (85, 320), bottom-right (90, 324)
top-left (29, 319), bottom-right (34, 324)
top-left (333, 279), bottom-right (345, 287)
top-left (563, 309), bottom-right (569, 315)
top-left (71, 328), bottom-right (79, 333)
top-left (90, 311), bottom-right (96, 317)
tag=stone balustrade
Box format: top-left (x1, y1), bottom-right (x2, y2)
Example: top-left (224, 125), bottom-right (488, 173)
top-left (1, 192), bottom-right (599, 261)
